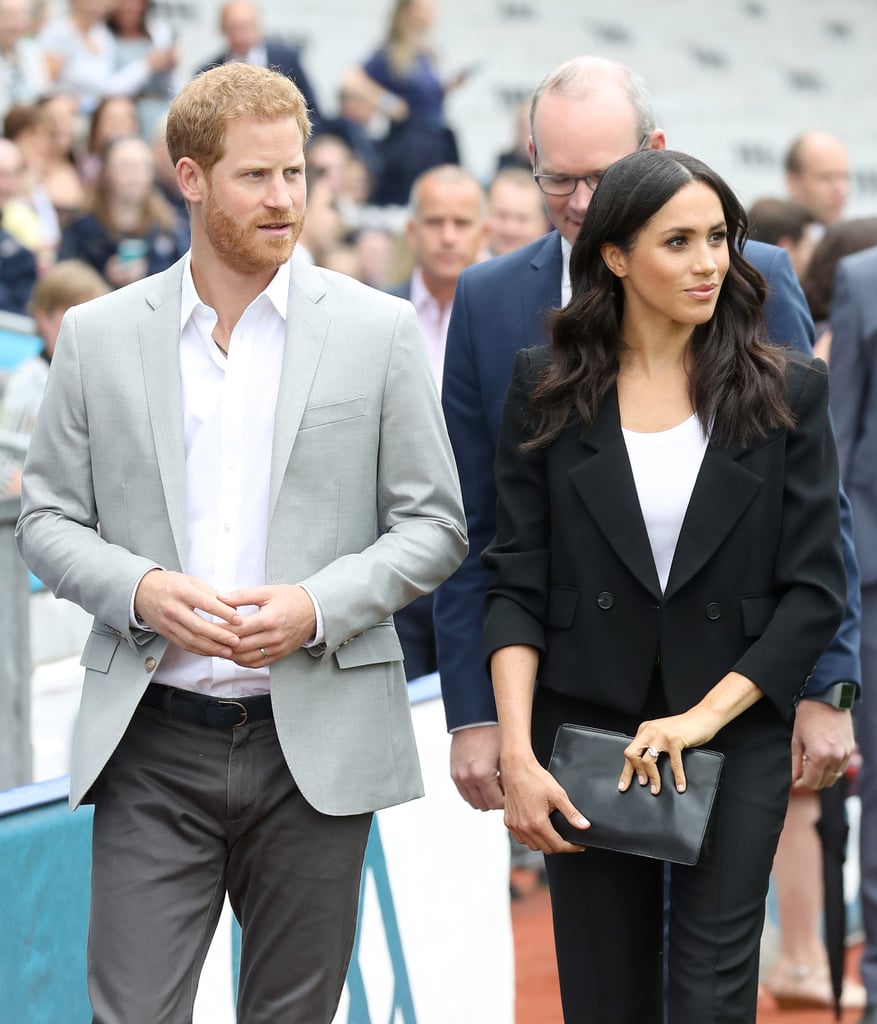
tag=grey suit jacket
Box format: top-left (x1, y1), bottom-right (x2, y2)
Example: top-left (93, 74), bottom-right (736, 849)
top-left (17, 257), bottom-right (467, 811)
top-left (830, 243), bottom-right (877, 585)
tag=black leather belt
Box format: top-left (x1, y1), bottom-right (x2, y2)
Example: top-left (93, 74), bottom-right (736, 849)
top-left (140, 683), bottom-right (273, 729)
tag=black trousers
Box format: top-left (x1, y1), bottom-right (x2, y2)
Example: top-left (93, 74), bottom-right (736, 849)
top-left (532, 683), bottom-right (792, 1024)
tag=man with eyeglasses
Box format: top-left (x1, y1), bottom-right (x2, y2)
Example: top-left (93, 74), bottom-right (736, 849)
top-left (434, 56), bottom-right (860, 818)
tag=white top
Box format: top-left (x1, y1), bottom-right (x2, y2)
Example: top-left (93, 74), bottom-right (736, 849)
top-left (622, 413), bottom-right (708, 593)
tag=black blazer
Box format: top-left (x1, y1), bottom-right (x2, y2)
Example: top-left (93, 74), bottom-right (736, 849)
top-left (483, 347), bottom-right (846, 724)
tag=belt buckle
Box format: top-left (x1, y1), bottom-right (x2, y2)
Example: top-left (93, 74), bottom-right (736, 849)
top-left (217, 699), bottom-right (249, 727)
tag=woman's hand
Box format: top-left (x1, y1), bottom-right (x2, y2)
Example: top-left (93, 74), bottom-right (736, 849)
top-left (620, 671), bottom-right (762, 795)
top-left (500, 750), bottom-right (590, 854)
top-left (619, 708), bottom-right (723, 796)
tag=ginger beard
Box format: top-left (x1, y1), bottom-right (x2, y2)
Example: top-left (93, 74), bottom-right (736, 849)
top-left (203, 182), bottom-right (305, 273)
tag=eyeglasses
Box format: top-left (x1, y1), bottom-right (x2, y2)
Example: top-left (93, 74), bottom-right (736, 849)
top-left (532, 136), bottom-right (650, 197)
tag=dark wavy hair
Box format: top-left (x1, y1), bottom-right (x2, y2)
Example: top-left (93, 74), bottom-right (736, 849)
top-left (526, 149), bottom-right (794, 449)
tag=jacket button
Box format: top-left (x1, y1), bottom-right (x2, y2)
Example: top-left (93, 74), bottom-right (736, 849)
top-left (144, 656), bottom-right (156, 672)
top-left (705, 602), bottom-right (722, 621)
top-left (597, 592), bottom-right (614, 610)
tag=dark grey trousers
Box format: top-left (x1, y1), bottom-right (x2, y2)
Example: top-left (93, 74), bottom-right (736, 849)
top-left (856, 584), bottom-right (877, 1002)
top-left (87, 702), bottom-right (373, 1024)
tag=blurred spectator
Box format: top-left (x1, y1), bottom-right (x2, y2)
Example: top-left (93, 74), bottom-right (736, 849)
top-left (0, 259), bottom-right (109, 495)
top-left (0, 0), bottom-right (49, 119)
top-left (79, 94), bottom-right (140, 186)
top-left (58, 134), bottom-right (187, 288)
top-left (485, 165), bottom-right (549, 257)
top-left (784, 130), bottom-right (850, 227)
top-left (0, 134), bottom-right (36, 315)
top-left (354, 225), bottom-right (396, 289)
top-left (344, 154), bottom-right (373, 207)
top-left (495, 97), bottom-right (532, 173)
top-left (39, 0), bottom-right (176, 116)
top-left (349, 0), bottom-right (472, 206)
top-left (801, 216), bottom-right (877, 361)
top-left (149, 111), bottom-right (185, 214)
top-left (107, 0), bottom-right (178, 140)
top-left (747, 197), bottom-right (818, 280)
top-left (305, 132), bottom-right (374, 234)
top-left (27, 94), bottom-right (87, 226)
top-left (3, 104), bottom-right (63, 257)
top-left (305, 132), bottom-right (354, 198)
top-left (321, 242), bottom-right (360, 279)
top-left (294, 170), bottom-right (343, 268)
top-left (388, 163), bottom-right (485, 682)
top-left (316, 72), bottom-right (384, 187)
top-left (198, 1), bottom-right (322, 131)
top-left (0, 220), bottom-right (35, 317)
top-left (0, 136), bottom-right (41, 253)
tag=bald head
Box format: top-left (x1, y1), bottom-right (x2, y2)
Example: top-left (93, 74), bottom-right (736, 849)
top-left (0, 0), bottom-right (33, 52)
top-left (530, 57), bottom-right (656, 146)
top-left (527, 56), bottom-right (665, 245)
top-left (219, 0), bottom-right (262, 56)
top-left (785, 130), bottom-right (849, 224)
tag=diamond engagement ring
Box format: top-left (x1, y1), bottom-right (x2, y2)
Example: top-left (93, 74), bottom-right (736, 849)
top-left (645, 746), bottom-right (659, 759)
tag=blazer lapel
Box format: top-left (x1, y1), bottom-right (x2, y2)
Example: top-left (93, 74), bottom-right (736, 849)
top-left (663, 438), bottom-right (763, 601)
top-left (268, 260), bottom-right (330, 521)
top-left (139, 262), bottom-right (187, 571)
top-left (567, 387), bottom-right (663, 601)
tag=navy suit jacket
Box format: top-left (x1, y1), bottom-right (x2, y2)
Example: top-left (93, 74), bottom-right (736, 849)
top-left (829, 245), bottom-right (877, 585)
top-left (198, 42), bottom-right (322, 130)
top-left (436, 231), bottom-right (861, 729)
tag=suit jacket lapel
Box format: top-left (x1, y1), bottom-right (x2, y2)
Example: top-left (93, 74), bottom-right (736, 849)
top-left (567, 387), bottom-right (663, 600)
top-left (268, 260), bottom-right (330, 522)
top-left (663, 438), bottom-right (763, 601)
top-left (523, 232), bottom-right (563, 346)
top-left (139, 261), bottom-right (187, 571)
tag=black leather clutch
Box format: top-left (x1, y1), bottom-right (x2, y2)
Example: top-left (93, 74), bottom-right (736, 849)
top-left (547, 724), bottom-right (724, 865)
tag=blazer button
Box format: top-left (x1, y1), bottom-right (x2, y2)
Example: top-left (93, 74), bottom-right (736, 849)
top-left (596, 592), bottom-right (614, 610)
top-left (705, 602), bottom-right (722, 621)
top-left (144, 656), bottom-right (156, 672)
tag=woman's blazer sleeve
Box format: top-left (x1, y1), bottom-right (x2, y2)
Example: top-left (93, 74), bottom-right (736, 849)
top-left (732, 357), bottom-right (846, 705)
top-left (482, 347), bottom-right (552, 661)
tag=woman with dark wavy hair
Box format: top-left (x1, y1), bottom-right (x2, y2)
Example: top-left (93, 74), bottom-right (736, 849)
top-left (483, 148), bottom-right (846, 1022)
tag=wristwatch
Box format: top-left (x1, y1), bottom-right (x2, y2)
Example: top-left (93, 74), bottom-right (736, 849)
top-left (804, 681), bottom-right (858, 710)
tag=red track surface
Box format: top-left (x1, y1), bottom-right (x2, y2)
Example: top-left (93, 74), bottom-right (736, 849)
top-left (511, 875), bottom-right (865, 1024)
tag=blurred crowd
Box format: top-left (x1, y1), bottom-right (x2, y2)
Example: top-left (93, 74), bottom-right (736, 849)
top-left (0, 0), bottom-right (544, 316)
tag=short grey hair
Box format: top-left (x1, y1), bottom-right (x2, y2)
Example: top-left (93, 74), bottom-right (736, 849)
top-left (529, 57), bottom-right (657, 146)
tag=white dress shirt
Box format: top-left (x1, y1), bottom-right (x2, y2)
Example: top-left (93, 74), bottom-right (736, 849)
top-left (143, 256), bottom-right (321, 696)
top-left (561, 236), bottom-right (572, 308)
